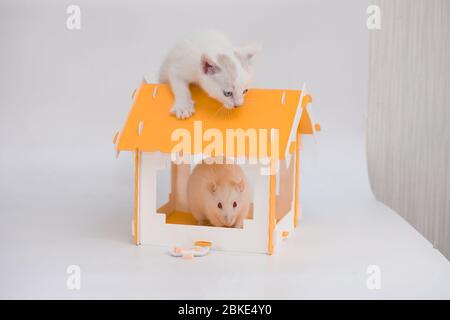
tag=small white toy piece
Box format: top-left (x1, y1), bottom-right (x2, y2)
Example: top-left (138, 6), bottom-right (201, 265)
top-left (169, 245), bottom-right (210, 259)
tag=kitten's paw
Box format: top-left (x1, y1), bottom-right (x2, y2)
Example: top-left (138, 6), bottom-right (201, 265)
top-left (171, 103), bottom-right (195, 119)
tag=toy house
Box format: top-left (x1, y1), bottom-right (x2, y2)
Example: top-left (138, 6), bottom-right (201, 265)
top-left (114, 79), bottom-right (319, 254)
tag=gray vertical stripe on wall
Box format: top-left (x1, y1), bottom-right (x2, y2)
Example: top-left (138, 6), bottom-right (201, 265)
top-left (368, 0), bottom-right (450, 260)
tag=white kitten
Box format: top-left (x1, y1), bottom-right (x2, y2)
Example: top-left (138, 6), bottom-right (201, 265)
top-left (159, 30), bottom-right (259, 119)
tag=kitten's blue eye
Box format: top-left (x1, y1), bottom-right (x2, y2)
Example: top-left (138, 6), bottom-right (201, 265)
top-left (243, 89), bottom-right (248, 94)
top-left (223, 91), bottom-right (233, 97)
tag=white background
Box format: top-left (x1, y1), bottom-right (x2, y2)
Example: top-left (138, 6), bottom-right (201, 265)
top-left (1, 0), bottom-right (449, 299)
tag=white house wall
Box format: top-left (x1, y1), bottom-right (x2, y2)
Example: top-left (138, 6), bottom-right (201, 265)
top-left (138, 152), bottom-right (271, 254)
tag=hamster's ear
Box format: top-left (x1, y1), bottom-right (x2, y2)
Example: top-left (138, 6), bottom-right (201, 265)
top-left (234, 179), bottom-right (245, 193)
top-left (201, 54), bottom-right (221, 75)
top-left (234, 44), bottom-right (261, 69)
top-left (208, 181), bottom-right (217, 193)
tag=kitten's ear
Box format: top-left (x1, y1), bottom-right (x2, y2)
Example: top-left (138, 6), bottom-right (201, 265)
top-left (201, 54), bottom-right (220, 75)
top-left (234, 44), bottom-right (261, 68)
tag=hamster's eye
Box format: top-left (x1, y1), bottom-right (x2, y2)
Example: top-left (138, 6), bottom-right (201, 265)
top-left (218, 202), bottom-right (223, 209)
top-left (242, 89), bottom-right (248, 94)
top-left (223, 90), bottom-right (233, 97)
top-left (233, 201), bottom-right (237, 208)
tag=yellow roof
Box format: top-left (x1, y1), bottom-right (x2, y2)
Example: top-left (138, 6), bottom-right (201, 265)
top-left (115, 83), bottom-right (315, 160)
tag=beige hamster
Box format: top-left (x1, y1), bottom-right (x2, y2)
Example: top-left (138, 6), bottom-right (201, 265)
top-left (187, 161), bottom-right (250, 228)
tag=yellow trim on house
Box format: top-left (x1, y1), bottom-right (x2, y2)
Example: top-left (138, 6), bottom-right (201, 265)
top-left (165, 210), bottom-right (199, 225)
top-left (134, 149), bottom-right (140, 245)
top-left (116, 83), bottom-right (313, 160)
top-left (298, 96), bottom-right (314, 134)
top-left (294, 134), bottom-right (301, 228)
top-left (268, 160), bottom-right (277, 255)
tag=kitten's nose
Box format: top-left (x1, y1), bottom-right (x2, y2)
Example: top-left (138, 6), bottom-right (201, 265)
top-left (234, 99), bottom-right (244, 108)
